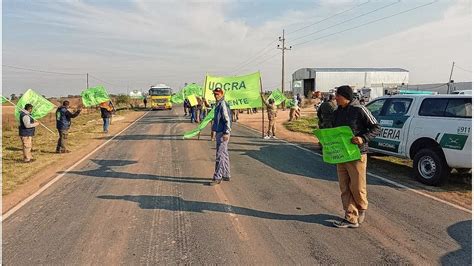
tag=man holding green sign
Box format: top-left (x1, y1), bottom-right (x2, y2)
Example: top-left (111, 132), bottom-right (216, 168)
top-left (330, 85), bottom-right (380, 229)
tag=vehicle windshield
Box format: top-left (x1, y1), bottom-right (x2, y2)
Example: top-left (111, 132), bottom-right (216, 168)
top-left (149, 88), bottom-right (171, 96)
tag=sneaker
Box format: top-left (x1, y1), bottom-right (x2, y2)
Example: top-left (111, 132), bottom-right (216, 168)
top-left (209, 179), bottom-right (222, 186)
top-left (223, 177), bottom-right (231, 181)
top-left (358, 210), bottom-right (366, 224)
top-left (264, 135), bottom-right (270, 139)
top-left (271, 136), bottom-right (277, 139)
top-left (333, 219), bottom-right (359, 228)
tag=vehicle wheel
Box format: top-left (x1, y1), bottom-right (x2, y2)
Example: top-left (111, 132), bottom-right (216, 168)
top-left (413, 148), bottom-right (449, 186)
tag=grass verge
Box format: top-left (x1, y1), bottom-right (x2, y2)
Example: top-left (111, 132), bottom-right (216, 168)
top-left (2, 109), bottom-right (131, 195)
top-left (283, 116), bottom-right (318, 135)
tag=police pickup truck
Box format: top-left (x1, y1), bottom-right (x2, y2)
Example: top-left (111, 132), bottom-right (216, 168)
top-left (365, 94), bottom-right (472, 185)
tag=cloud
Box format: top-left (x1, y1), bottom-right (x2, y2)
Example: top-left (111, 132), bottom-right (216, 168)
top-left (288, 0), bottom-right (472, 84)
top-left (2, 0), bottom-right (471, 96)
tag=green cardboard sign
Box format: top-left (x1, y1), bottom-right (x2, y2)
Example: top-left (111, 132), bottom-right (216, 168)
top-left (314, 126), bottom-right (361, 164)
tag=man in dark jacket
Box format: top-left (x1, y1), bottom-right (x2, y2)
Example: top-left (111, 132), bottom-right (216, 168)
top-left (19, 104), bottom-right (39, 163)
top-left (317, 94), bottom-right (337, 129)
top-left (210, 87), bottom-right (232, 186)
top-left (332, 85), bottom-right (381, 228)
top-left (100, 101), bottom-right (113, 133)
top-left (56, 101), bottom-right (81, 153)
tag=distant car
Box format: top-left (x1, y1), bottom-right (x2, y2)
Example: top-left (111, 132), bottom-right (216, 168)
top-left (450, 90), bottom-right (472, 95)
top-left (366, 94), bottom-right (472, 185)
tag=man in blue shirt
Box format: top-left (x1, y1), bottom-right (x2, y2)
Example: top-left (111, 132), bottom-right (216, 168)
top-left (210, 88), bottom-right (232, 186)
top-left (56, 101), bottom-right (81, 153)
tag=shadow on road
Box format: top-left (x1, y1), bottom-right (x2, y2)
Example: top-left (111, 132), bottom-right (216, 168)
top-left (63, 159), bottom-right (211, 185)
top-left (229, 141), bottom-right (397, 188)
top-left (98, 194), bottom-right (339, 227)
top-left (440, 220), bottom-right (472, 264)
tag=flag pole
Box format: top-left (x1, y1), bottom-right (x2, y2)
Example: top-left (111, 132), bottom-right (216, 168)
top-left (4, 98), bottom-right (56, 135)
top-left (198, 74), bottom-right (209, 140)
top-left (259, 73), bottom-right (264, 138)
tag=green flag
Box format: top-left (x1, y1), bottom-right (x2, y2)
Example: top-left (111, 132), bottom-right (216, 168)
top-left (183, 107), bottom-right (215, 139)
top-left (81, 85), bottom-right (110, 107)
top-left (285, 97), bottom-right (295, 108)
top-left (268, 89), bottom-right (286, 106)
top-left (14, 89), bottom-right (55, 121)
top-left (1, 96), bottom-right (8, 103)
top-left (171, 92), bottom-right (185, 104)
top-left (183, 83), bottom-right (203, 98)
top-left (203, 72), bottom-right (262, 109)
top-left (314, 126), bottom-right (361, 164)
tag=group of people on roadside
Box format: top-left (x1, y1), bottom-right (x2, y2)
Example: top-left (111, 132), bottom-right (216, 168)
top-left (18, 100), bottom-right (115, 163)
top-left (183, 96), bottom-right (212, 123)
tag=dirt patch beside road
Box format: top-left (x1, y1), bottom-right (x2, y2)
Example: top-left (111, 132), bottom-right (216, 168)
top-left (237, 107), bottom-right (318, 145)
top-left (237, 108), bottom-right (471, 210)
top-left (2, 109), bottom-right (146, 214)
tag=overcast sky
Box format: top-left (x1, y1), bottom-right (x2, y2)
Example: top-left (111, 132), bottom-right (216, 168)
top-left (2, 0), bottom-right (472, 97)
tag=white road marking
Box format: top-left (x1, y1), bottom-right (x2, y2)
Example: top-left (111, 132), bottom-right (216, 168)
top-left (214, 185), bottom-right (249, 241)
top-left (237, 123), bottom-right (472, 214)
top-left (3, 111), bottom-right (150, 220)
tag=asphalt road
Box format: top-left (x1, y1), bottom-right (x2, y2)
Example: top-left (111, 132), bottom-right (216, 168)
top-left (3, 110), bottom-right (471, 264)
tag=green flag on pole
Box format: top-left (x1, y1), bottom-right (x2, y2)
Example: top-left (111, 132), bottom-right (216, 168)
top-left (313, 126), bottom-right (361, 164)
top-left (268, 89), bottom-right (286, 106)
top-left (81, 85), bottom-right (110, 107)
top-left (285, 97), bottom-right (296, 108)
top-left (14, 89), bottom-right (56, 121)
top-left (203, 72), bottom-right (262, 110)
top-left (171, 92), bottom-right (185, 104)
top-left (182, 83), bottom-right (203, 98)
top-left (183, 107), bottom-right (215, 139)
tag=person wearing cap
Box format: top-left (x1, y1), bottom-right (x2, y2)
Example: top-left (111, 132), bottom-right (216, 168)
top-left (317, 93), bottom-right (337, 129)
top-left (210, 87), bottom-right (232, 186)
top-left (261, 92), bottom-right (278, 139)
top-left (99, 101), bottom-right (114, 133)
top-left (56, 100), bottom-right (82, 153)
top-left (19, 104), bottom-right (40, 163)
top-left (332, 85), bottom-right (381, 228)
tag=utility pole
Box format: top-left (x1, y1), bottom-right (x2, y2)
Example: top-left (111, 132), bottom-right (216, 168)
top-left (86, 73), bottom-right (89, 89)
top-left (447, 61), bottom-right (455, 94)
top-left (277, 29), bottom-right (291, 108)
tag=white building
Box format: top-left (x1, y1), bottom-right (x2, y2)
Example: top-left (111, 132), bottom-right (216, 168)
top-left (292, 68), bottom-right (409, 98)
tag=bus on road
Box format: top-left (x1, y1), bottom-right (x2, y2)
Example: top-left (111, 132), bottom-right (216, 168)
top-left (149, 84), bottom-right (172, 110)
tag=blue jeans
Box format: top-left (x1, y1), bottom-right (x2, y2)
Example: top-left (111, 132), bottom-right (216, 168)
top-left (190, 107), bottom-right (196, 123)
top-left (213, 132), bottom-right (230, 180)
top-left (103, 117), bottom-right (110, 132)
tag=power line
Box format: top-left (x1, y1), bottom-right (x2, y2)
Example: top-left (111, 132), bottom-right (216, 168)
top-left (88, 74), bottom-right (122, 87)
top-left (232, 46), bottom-right (278, 74)
top-left (292, 1), bottom-right (437, 47)
top-left (228, 1), bottom-right (375, 75)
top-left (288, 1), bottom-right (400, 44)
top-left (287, 0), bottom-right (370, 36)
top-left (231, 38), bottom-right (277, 73)
top-left (3, 64), bottom-right (85, 76)
top-left (238, 52), bottom-right (280, 73)
top-left (228, 39), bottom-right (279, 74)
top-left (454, 65), bottom-right (472, 73)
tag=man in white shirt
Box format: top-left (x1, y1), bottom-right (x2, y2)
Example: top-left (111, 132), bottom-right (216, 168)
top-left (19, 104), bottom-right (40, 163)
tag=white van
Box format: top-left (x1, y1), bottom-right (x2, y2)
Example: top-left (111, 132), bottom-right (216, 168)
top-left (365, 95), bottom-right (472, 185)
